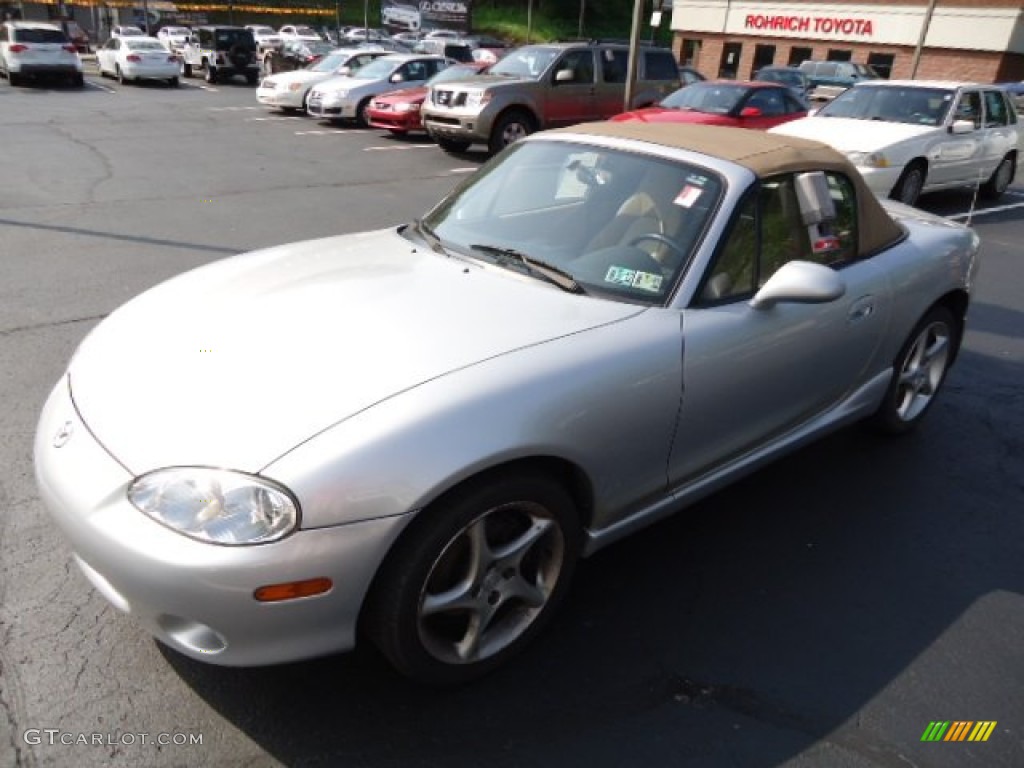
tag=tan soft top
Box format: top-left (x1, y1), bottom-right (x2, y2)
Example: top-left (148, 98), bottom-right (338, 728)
top-left (551, 121), bottom-right (904, 258)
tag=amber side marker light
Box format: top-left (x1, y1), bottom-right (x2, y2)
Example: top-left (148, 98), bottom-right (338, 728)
top-left (254, 578), bottom-right (333, 602)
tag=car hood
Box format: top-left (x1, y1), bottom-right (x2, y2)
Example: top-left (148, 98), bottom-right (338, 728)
top-left (611, 108), bottom-right (738, 126)
top-left (375, 85), bottom-right (427, 103)
top-left (437, 73), bottom-right (530, 91)
top-left (69, 229), bottom-right (642, 474)
top-left (315, 73), bottom-right (385, 93)
top-left (770, 116), bottom-right (936, 151)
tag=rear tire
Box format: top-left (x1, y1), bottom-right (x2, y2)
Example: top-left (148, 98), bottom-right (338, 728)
top-left (182, 61), bottom-right (193, 78)
top-left (204, 63), bottom-right (217, 83)
top-left (869, 305), bottom-right (959, 435)
top-left (116, 65), bottom-right (127, 85)
top-left (72, 73), bottom-right (84, 88)
top-left (168, 76), bottom-right (179, 88)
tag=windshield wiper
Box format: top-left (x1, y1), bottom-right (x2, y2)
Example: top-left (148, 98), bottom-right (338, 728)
top-left (414, 218), bottom-right (450, 257)
top-left (469, 244), bottom-right (584, 294)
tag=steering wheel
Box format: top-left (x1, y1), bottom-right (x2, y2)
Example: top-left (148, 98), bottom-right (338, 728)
top-left (628, 232), bottom-right (687, 263)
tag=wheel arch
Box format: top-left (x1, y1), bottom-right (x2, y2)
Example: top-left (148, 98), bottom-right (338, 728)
top-left (356, 454), bottom-right (595, 634)
top-left (931, 289), bottom-right (969, 364)
top-left (493, 104), bottom-right (539, 133)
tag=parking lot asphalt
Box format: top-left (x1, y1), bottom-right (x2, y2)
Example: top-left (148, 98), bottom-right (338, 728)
top-left (1, 75), bottom-right (1023, 768)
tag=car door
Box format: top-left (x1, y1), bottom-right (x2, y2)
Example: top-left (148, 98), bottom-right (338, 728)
top-left (99, 38), bottom-right (117, 75)
top-left (544, 49), bottom-right (597, 126)
top-left (979, 89), bottom-right (1018, 179)
top-left (929, 89), bottom-right (986, 187)
top-left (669, 171), bottom-right (892, 484)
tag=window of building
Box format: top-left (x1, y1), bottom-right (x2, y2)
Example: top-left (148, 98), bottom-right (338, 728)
top-left (867, 52), bottom-right (894, 79)
top-left (751, 44), bottom-right (775, 78)
top-left (682, 38), bottom-right (701, 67)
top-left (719, 42), bottom-right (741, 79)
top-left (788, 47), bottom-right (812, 67)
top-left (827, 49), bottom-right (852, 62)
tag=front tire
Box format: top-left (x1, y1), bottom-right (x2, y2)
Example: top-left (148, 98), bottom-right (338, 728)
top-left (980, 154), bottom-right (1014, 200)
top-left (355, 97), bottom-right (372, 127)
top-left (488, 109), bottom-right (533, 155)
top-left (365, 472), bottom-right (580, 685)
top-left (890, 161), bottom-right (926, 207)
top-left (870, 306), bottom-right (959, 435)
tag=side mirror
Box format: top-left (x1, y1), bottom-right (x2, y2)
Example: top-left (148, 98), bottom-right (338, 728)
top-left (950, 119), bottom-right (975, 134)
top-left (750, 261), bottom-right (846, 309)
top-left (337, 65), bottom-right (351, 75)
top-left (391, 73), bottom-right (404, 82)
top-left (739, 106), bottom-right (762, 118)
top-left (555, 68), bottom-right (574, 83)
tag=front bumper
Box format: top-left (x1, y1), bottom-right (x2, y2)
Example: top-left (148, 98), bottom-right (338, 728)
top-left (306, 93), bottom-right (356, 120)
top-left (422, 107), bottom-right (491, 142)
top-left (852, 164), bottom-right (903, 199)
top-left (257, 84), bottom-right (305, 109)
top-left (368, 106), bottom-right (421, 132)
top-left (34, 376), bottom-right (411, 667)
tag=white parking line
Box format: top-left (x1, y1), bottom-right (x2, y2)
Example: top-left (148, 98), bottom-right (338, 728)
top-left (85, 80), bottom-right (117, 94)
top-left (247, 116), bottom-right (303, 122)
top-left (449, 168), bottom-right (477, 174)
top-left (363, 144), bottom-right (436, 152)
top-left (294, 129), bottom-right (350, 136)
top-left (947, 198), bottom-right (1024, 220)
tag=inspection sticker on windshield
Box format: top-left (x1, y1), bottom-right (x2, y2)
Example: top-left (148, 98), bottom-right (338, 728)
top-left (605, 266), bottom-right (663, 293)
top-left (674, 185), bottom-right (703, 208)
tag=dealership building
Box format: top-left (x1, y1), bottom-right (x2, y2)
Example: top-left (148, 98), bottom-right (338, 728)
top-left (669, 0), bottom-right (1024, 83)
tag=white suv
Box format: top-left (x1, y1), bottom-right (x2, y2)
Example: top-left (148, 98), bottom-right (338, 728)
top-left (0, 21), bottom-right (84, 87)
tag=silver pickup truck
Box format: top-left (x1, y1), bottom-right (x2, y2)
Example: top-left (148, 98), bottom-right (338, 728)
top-left (421, 41), bottom-right (681, 154)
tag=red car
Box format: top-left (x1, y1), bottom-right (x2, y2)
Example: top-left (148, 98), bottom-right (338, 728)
top-left (612, 80), bottom-right (808, 131)
top-left (368, 61), bottom-right (488, 135)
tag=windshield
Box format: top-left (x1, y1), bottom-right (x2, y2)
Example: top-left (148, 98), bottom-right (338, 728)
top-left (350, 57), bottom-right (399, 79)
top-left (818, 85), bottom-right (953, 126)
top-left (417, 140), bottom-right (722, 305)
top-left (490, 46), bottom-right (558, 79)
top-left (15, 28), bottom-right (67, 44)
top-left (660, 82), bottom-right (748, 113)
top-left (295, 26), bottom-right (318, 36)
top-left (311, 52), bottom-right (352, 72)
top-left (165, 27), bottom-right (190, 35)
top-left (251, 26), bottom-right (275, 35)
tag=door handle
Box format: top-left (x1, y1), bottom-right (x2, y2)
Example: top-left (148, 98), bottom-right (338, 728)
top-left (848, 296), bottom-right (875, 323)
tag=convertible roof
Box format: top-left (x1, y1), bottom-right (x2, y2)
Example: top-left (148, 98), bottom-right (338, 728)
top-left (552, 121), bottom-right (904, 258)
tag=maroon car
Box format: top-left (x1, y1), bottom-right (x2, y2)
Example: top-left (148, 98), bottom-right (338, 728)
top-left (368, 61), bottom-right (488, 135)
top-left (612, 80), bottom-right (808, 131)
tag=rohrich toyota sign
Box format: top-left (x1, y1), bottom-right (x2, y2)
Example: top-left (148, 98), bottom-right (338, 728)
top-left (745, 14), bottom-right (875, 37)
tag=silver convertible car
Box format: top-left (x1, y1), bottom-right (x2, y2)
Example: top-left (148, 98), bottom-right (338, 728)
top-left (36, 123), bottom-right (980, 684)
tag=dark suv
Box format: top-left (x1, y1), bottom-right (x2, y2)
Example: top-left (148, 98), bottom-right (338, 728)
top-left (181, 26), bottom-right (259, 84)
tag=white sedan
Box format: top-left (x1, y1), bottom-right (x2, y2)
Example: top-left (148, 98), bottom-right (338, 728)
top-left (156, 26), bottom-right (191, 53)
top-left (257, 47), bottom-right (388, 112)
top-left (278, 25), bottom-right (322, 43)
top-left (771, 80), bottom-right (1022, 206)
top-left (97, 36), bottom-right (180, 86)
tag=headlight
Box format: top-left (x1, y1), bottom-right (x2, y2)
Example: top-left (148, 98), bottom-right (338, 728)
top-left (464, 90), bottom-right (491, 108)
top-left (330, 89), bottom-right (348, 99)
top-left (288, 82), bottom-right (303, 92)
top-left (128, 468), bottom-right (299, 545)
top-left (846, 151), bottom-right (891, 169)
top-left (395, 102), bottom-right (419, 113)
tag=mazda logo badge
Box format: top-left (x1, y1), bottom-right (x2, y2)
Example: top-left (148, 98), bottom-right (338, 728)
top-left (53, 420), bottom-right (74, 448)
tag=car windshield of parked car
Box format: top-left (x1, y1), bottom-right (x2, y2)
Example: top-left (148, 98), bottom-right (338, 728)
top-left (489, 46), bottom-right (558, 79)
top-left (310, 52), bottom-right (352, 72)
top-left (349, 57), bottom-right (400, 79)
top-left (17, 28), bottom-right (67, 44)
top-left (164, 26), bottom-right (190, 36)
top-left (251, 26), bottom-right (275, 35)
top-left (418, 140), bottom-right (722, 304)
top-left (294, 26), bottom-right (319, 37)
top-left (660, 82), bottom-right (747, 113)
top-left (818, 85), bottom-right (954, 126)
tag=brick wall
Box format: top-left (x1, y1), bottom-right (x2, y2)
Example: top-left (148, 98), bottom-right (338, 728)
top-left (682, 33), bottom-right (1024, 82)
